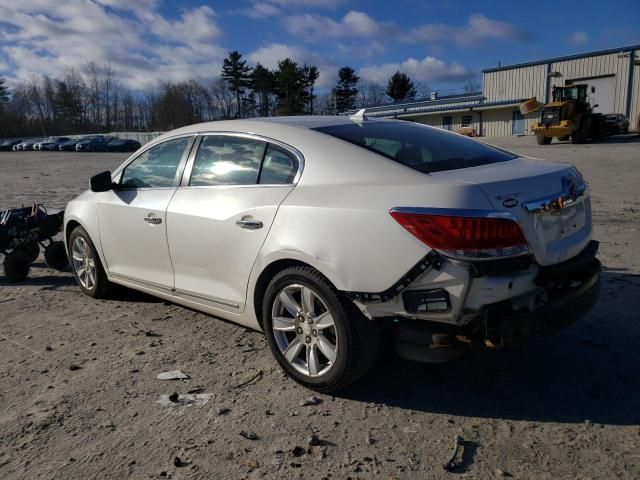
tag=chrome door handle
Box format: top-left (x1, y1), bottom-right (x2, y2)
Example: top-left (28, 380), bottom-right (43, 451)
top-left (236, 219), bottom-right (263, 230)
top-left (144, 214), bottom-right (162, 225)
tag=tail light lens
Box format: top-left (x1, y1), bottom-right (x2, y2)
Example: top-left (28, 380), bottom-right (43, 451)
top-left (390, 210), bottom-right (529, 259)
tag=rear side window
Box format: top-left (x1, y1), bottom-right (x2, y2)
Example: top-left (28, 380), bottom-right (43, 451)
top-left (259, 145), bottom-right (298, 184)
top-left (121, 137), bottom-right (189, 188)
top-left (190, 136), bottom-right (266, 186)
top-left (313, 121), bottom-right (517, 173)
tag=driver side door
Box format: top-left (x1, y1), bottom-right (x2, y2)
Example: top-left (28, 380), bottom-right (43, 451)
top-left (98, 136), bottom-right (194, 290)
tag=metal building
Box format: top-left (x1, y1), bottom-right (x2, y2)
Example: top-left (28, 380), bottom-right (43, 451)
top-left (356, 45), bottom-right (640, 137)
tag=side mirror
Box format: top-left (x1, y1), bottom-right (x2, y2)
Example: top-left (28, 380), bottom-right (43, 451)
top-left (90, 171), bottom-right (115, 192)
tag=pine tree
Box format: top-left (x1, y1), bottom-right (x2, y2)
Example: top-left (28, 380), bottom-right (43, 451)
top-left (0, 77), bottom-right (9, 111)
top-left (250, 63), bottom-right (275, 117)
top-left (301, 65), bottom-right (319, 114)
top-left (273, 58), bottom-right (305, 116)
top-left (386, 71), bottom-right (416, 103)
top-left (334, 67), bottom-right (359, 113)
top-left (221, 51), bottom-right (252, 118)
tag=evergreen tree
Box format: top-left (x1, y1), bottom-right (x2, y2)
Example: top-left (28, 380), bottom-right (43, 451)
top-left (221, 50), bottom-right (252, 118)
top-left (273, 58), bottom-right (305, 115)
top-left (333, 66), bottom-right (359, 112)
top-left (386, 71), bottom-right (416, 103)
top-left (0, 77), bottom-right (9, 113)
top-left (55, 80), bottom-right (83, 127)
top-left (250, 63), bottom-right (274, 117)
top-left (301, 65), bottom-right (319, 114)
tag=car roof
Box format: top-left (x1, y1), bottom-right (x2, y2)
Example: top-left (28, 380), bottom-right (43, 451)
top-left (152, 115), bottom-right (399, 146)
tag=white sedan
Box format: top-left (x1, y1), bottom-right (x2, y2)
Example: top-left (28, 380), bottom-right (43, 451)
top-left (64, 115), bottom-right (601, 392)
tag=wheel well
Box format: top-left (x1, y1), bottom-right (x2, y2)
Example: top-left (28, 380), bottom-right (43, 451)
top-left (253, 259), bottom-right (318, 329)
top-left (65, 220), bottom-right (81, 246)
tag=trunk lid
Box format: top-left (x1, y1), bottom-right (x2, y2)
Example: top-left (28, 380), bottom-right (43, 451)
top-left (432, 157), bottom-right (592, 266)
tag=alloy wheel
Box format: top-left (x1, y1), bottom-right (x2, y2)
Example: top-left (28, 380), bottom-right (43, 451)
top-left (271, 284), bottom-right (339, 377)
top-left (71, 236), bottom-right (96, 290)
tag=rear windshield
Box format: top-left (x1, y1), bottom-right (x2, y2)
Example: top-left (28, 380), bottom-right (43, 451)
top-left (313, 121), bottom-right (517, 173)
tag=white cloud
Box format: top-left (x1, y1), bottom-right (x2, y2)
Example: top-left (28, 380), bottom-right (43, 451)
top-left (284, 10), bottom-right (531, 47)
top-left (358, 56), bottom-right (473, 85)
top-left (569, 31), bottom-right (589, 47)
top-left (265, 0), bottom-right (346, 8)
top-left (240, 2), bottom-right (282, 19)
top-left (0, 1), bottom-right (226, 89)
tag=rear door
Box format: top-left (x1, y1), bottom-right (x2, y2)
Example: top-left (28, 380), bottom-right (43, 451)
top-left (98, 136), bottom-right (193, 289)
top-left (166, 134), bottom-right (301, 312)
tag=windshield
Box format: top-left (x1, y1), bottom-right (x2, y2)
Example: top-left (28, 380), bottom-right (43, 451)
top-left (313, 121), bottom-right (517, 173)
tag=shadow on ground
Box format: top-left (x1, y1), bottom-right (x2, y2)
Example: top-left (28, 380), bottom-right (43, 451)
top-left (341, 269), bottom-right (640, 426)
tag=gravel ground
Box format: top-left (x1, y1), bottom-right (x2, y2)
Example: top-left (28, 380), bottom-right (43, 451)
top-left (1, 135), bottom-right (639, 479)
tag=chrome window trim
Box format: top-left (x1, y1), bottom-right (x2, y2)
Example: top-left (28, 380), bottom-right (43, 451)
top-left (179, 131), bottom-right (305, 188)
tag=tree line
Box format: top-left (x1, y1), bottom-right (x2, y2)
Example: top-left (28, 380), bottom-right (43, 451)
top-left (0, 50), bottom-right (440, 137)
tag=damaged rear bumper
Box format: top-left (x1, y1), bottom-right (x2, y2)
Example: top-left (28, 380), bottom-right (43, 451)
top-left (394, 241), bottom-right (601, 362)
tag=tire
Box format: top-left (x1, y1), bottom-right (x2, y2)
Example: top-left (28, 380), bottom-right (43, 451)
top-left (18, 243), bottom-right (40, 263)
top-left (44, 241), bottom-right (69, 271)
top-left (3, 251), bottom-right (31, 282)
top-left (572, 118), bottom-right (590, 144)
top-left (262, 266), bottom-right (380, 393)
top-left (68, 226), bottom-right (111, 298)
top-left (536, 134), bottom-right (552, 145)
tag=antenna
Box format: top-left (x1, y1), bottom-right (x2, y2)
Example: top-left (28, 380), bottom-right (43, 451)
top-left (350, 109), bottom-right (368, 122)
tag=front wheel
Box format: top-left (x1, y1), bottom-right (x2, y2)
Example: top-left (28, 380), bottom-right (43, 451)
top-left (262, 266), bottom-right (379, 393)
top-left (68, 226), bottom-right (111, 298)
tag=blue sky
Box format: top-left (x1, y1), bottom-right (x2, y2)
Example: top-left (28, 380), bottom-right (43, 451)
top-left (0, 0), bottom-right (638, 92)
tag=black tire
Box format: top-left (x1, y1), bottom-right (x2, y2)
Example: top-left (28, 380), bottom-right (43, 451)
top-left (262, 266), bottom-right (380, 393)
top-left (18, 243), bottom-right (40, 263)
top-left (572, 118), bottom-right (590, 144)
top-left (68, 226), bottom-right (111, 298)
top-left (44, 241), bottom-right (69, 271)
top-left (3, 251), bottom-right (31, 282)
top-left (536, 134), bottom-right (552, 145)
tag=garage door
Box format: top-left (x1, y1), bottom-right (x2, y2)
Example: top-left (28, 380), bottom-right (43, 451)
top-left (568, 76), bottom-right (616, 114)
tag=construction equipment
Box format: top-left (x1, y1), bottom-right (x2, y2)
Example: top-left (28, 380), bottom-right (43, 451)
top-left (520, 84), bottom-right (604, 145)
top-left (0, 203), bottom-right (68, 282)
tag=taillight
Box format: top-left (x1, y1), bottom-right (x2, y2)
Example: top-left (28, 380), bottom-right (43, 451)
top-left (390, 209), bottom-right (529, 259)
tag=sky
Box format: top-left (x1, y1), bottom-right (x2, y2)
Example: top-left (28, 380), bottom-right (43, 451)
top-left (0, 0), bottom-right (639, 92)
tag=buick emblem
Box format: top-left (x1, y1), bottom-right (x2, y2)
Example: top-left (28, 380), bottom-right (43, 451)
top-left (502, 198), bottom-right (519, 208)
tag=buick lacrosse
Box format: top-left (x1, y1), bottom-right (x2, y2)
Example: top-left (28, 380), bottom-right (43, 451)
top-left (64, 114), bottom-right (601, 392)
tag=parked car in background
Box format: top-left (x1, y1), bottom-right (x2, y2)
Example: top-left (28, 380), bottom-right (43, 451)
top-left (38, 137), bottom-right (71, 151)
top-left (58, 138), bottom-right (83, 151)
top-left (65, 116), bottom-right (601, 392)
top-left (602, 113), bottom-right (629, 135)
top-left (75, 136), bottom-right (111, 152)
top-left (106, 138), bottom-right (142, 152)
top-left (0, 139), bottom-right (22, 150)
top-left (33, 137), bottom-right (52, 151)
top-left (16, 138), bottom-right (43, 151)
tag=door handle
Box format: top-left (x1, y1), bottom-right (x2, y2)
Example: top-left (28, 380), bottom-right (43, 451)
top-left (144, 213), bottom-right (162, 225)
top-left (236, 219), bottom-right (263, 230)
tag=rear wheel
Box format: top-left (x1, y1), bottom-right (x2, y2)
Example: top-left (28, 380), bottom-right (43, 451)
top-left (44, 241), bottom-right (69, 271)
top-left (262, 266), bottom-right (379, 393)
top-left (69, 226), bottom-right (111, 298)
top-left (3, 251), bottom-right (30, 282)
top-left (536, 134), bottom-right (552, 145)
top-left (19, 243), bottom-right (40, 263)
top-left (572, 118), bottom-right (590, 144)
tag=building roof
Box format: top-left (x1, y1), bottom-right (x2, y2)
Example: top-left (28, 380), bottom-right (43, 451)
top-left (482, 44), bottom-right (640, 73)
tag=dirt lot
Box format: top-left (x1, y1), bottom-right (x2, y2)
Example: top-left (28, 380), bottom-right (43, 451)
top-left (1, 136), bottom-right (639, 479)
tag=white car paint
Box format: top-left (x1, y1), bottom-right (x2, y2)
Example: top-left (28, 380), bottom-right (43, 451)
top-left (64, 116), bottom-right (594, 332)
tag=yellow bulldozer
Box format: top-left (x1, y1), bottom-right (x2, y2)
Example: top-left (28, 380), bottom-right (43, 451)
top-left (520, 84), bottom-right (604, 145)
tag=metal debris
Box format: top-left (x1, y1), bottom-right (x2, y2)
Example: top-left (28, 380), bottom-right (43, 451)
top-left (156, 370), bottom-right (190, 380)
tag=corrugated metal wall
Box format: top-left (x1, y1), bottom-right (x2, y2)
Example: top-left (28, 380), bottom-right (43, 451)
top-left (483, 64), bottom-right (547, 102)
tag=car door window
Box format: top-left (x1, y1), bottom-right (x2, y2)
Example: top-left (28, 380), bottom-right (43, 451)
top-left (259, 145), bottom-right (298, 184)
top-left (121, 137), bottom-right (190, 189)
top-left (190, 136), bottom-right (266, 186)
